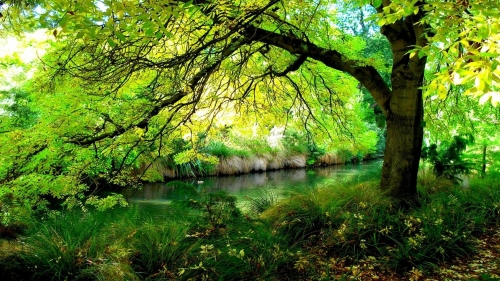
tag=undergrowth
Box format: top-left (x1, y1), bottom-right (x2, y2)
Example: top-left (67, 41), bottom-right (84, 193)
top-left (1, 173), bottom-right (500, 280)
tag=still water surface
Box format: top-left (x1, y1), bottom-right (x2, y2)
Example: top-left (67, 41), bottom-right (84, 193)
top-left (120, 160), bottom-right (382, 211)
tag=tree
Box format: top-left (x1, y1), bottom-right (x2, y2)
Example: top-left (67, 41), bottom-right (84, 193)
top-left (1, 0), bottom-right (499, 206)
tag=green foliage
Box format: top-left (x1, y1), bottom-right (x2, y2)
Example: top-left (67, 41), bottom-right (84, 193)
top-left (0, 0), bottom-right (384, 209)
top-left (239, 137), bottom-right (278, 155)
top-left (307, 143), bottom-right (327, 166)
top-left (421, 135), bottom-right (475, 182)
top-left (262, 180), bottom-right (391, 245)
top-left (175, 158), bottom-right (217, 178)
top-left (132, 221), bottom-right (197, 280)
top-left (0, 89), bottom-right (38, 130)
top-left (22, 212), bottom-right (110, 280)
top-left (3, 173), bottom-right (500, 279)
top-left (370, 0), bottom-right (500, 105)
top-left (282, 129), bottom-right (310, 155)
top-left (261, 174), bottom-right (500, 274)
top-left (202, 140), bottom-right (249, 158)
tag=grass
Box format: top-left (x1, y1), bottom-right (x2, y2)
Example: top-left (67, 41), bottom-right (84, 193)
top-left (246, 189), bottom-right (280, 214)
top-left (132, 220), bottom-right (198, 279)
top-left (203, 141), bottom-right (250, 158)
top-left (2, 171), bottom-right (500, 280)
top-left (260, 172), bottom-right (500, 276)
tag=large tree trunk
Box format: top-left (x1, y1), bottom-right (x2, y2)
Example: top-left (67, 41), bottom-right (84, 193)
top-left (380, 73), bottom-right (424, 203)
top-left (379, 14), bottom-right (428, 204)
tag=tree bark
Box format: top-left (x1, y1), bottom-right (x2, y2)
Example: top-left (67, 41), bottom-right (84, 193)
top-left (380, 70), bottom-right (425, 203)
top-left (379, 13), bottom-right (428, 204)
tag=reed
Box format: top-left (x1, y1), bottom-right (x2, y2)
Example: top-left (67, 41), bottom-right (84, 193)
top-left (318, 152), bottom-right (347, 165)
top-left (248, 156), bottom-right (268, 172)
top-left (284, 155), bottom-right (307, 168)
top-left (217, 156), bottom-right (250, 175)
top-left (266, 153), bottom-right (286, 170)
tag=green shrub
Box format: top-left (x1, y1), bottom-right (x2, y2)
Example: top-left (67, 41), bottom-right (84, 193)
top-left (176, 158), bottom-right (216, 178)
top-left (22, 212), bottom-right (107, 280)
top-left (239, 138), bottom-right (277, 155)
top-left (9, 172), bottom-right (500, 280)
top-left (307, 144), bottom-right (326, 166)
top-left (421, 135), bottom-right (474, 183)
top-left (282, 129), bottom-right (309, 155)
top-left (261, 177), bottom-right (500, 275)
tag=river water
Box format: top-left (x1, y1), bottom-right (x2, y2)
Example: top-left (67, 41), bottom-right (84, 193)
top-left (120, 160), bottom-right (382, 211)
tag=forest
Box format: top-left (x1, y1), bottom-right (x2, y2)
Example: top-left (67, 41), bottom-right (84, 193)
top-left (1, 0), bottom-right (500, 280)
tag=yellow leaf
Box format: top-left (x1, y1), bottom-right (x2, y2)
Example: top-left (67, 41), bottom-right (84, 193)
top-left (437, 84), bottom-right (447, 99)
top-left (475, 76), bottom-right (485, 90)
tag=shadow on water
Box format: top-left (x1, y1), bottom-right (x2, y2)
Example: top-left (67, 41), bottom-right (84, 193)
top-left (120, 160), bottom-right (382, 212)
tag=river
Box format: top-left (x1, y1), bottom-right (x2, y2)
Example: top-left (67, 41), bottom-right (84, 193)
top-left (119, 160), bottom-right (382, 212)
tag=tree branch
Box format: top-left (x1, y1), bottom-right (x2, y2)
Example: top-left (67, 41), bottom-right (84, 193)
top-left (241, 26), bottom-right (392, 116)
top-left (272, 54), bottom-right (308, 77)
top-left (66, 37), bottom-right (249, 146)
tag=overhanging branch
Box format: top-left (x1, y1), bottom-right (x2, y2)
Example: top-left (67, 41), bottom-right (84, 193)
top-left (242, 26), bottom-right (392, 116)
top-left (67, 37), bottom-right (250, 146)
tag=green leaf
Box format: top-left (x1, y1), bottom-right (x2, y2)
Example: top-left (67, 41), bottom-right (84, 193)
top-left (106, 38), bottom-right (117, 47)
top-left (372, 0), bottom-right (382, 8)
top-left (404, 5), bottom-right (414, 15)
top-left (115, 31), bottom-right (126, 42)
top-left (377, 17), bottom-right (387, 26)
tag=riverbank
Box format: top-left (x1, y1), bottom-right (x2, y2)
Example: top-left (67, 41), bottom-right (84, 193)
top-left (134, 150), bottom-right (382, 181)
top-left (1, 172), bottom-right (499, 280)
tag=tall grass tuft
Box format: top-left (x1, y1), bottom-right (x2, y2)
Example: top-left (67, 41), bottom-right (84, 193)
top-left (261, 189), bottom-right (326, 243)
top-left (22, 212), bottom-right (110, 280)
top-left (20, 210), bottom-right (143, 281)
top-left (132, 221), bottom-right (197, 279)
top-left (247, 189), bottom-right (280, 214)
top-left (203, 141), bottom-right (249, 158)
top-left (217, 156), bottom-right (250, 175)
top-left (248, 156), bottom-right (268, 172)
top-left (417, 165), bottom-right (454, 195)
top-left (318, 152), bottom-right (347, 165)
top-left (7, 169), bottom-right (500, 280)
top-left (266, 153), bottom-right (286, 170)
top-left (284, 155), bottom-right (307, 168)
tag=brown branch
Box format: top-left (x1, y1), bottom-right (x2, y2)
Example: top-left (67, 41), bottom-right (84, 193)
top-left (272, 54), bottom-right (308, 77)
top-left (241, 26), bottom-right (392, 116)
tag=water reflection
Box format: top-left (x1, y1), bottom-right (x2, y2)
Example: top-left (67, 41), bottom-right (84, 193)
top-left (120, 160), bottom-right (382, 205)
